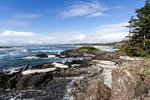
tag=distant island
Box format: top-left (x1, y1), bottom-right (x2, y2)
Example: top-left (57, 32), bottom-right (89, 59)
top-left (0, 46), bottom-right (10, 49)
top-left (60, 40), bottom-right (126, 46)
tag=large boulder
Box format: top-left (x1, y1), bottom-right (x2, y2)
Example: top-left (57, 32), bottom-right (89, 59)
top-left (111, 60), bottom-right (150, 100)
top-left (72, 78), bottom-right (111, 100)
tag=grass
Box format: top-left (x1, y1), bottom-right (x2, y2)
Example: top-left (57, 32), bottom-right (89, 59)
top-left (77, 46), bottom-right (99, 52)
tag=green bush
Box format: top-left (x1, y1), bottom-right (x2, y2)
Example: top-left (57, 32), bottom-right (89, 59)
top-left (120, 44), bottom-right (150, 57)
top-left (126, 47), bottom-right (148, 57)
top-left (77, 46), bottom-right (99, 52)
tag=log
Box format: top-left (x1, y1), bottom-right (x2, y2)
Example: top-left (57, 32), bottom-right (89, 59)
top-left (52, 62), bottom-right (69, 69)
top-left (22, 67), bottom-right (57, 75)
top-left (23, 64), bottom-right (29, 71)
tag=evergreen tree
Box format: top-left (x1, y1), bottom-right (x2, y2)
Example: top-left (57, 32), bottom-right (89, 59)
top-left (126, 0), bottom-right (150, 56)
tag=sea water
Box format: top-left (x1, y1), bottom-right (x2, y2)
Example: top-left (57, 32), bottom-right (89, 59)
top-left (0, 45), bottom-right (116, 100)
top-left (0, 45), bottom-right (116, 71)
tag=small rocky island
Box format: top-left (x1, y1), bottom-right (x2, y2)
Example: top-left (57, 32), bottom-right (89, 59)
top-left (0, 46), bottom-right (150, 100)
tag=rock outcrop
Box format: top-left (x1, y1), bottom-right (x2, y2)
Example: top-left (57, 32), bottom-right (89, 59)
top-left (15, 72), bottom-right (53, 90)
top-left (72, 77), bottom-right (111, 100)
top-left (111, 60), bottom-right (150, 100)
top-left (35, 53), bottom-right (48, 58)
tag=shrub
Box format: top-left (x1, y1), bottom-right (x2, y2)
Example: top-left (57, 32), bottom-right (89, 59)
top-left (77, 46), bottom-right (99, 52)
top-left (119, 44), bottom-right (150, 57)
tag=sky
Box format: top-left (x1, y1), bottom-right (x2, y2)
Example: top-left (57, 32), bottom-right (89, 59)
top-left (0, 0), bottom-right (145, 46)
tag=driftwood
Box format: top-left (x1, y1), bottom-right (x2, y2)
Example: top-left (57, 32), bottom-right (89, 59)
top-left (52, 63), bottom-right (69, 69)
top-left (22, 67), bottom-right (57, 75)
top-left (22, 64), bottom-right (29, 71)
top-left (104, 58), bottom-right (121, 65)
top-left (22, 63), bottom-right (69, 75)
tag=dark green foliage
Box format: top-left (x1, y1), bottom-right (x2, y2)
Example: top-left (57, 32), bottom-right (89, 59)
top-left (124, 0), bottom-right (150, 57)
top-left (77, 46), bottom-right (99, 52)
top-left (119, 44), bottom-right (147, 57)
top-left (125, 47), bottom-right (147, 57)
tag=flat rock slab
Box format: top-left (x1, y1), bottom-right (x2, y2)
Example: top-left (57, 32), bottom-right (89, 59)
top-left (119, 56), bottom-right (142, 61)
top-left (93, 60), bottom-right (118, 88)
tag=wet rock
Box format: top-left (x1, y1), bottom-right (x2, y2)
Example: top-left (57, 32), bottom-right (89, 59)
top-left (65, 59), bottom-right (92, 68)
top-left (15, 72), bottom-right (53, 90)
top-left (0, 66), bottom-right (54, 91)
top-left (35, 53), bottom-right (48, 58)
top-left (72, 79), bottom-right (111, 100)
top-left (0, 72), bottom-right (9, 92)
top-left (32, 63), bottom-right (54, 69)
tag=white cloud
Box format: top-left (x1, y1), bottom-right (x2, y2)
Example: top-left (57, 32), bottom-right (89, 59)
top-left (0, 22), bottom-right (129, 46)
top-left (0, 30), bottom-right (35, 36)
top-left (0, 31), bottom-right (53, 46)
top-left (87, 12), bottom-right (105, 18)
top-left (13, 13), bottom-right (41, 19)
top-left (59, 1), bottom-right (107, 18)
top-left (0, 20), bottom-right (30, 26)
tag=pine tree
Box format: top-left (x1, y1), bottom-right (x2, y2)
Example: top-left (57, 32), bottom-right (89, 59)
top-left (126, 0), bottom-right (150, 56)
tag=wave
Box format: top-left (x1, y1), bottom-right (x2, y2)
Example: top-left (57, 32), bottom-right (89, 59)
top-left (3, 67), bottom-right (22, 74)
top-left (8, 52), bottom-right (19, 56)
top-left (32, 50), bottom-right (63, 53)
top-left (60, 57), bottom-right (91, 63)
top-left (21, 49), bottom-right (28, 52)
top-left (47, 54), bottom-right (57, 58)
top-left (0, 49), bottom-right (5, 51)
top-left (0, 54), bottom-right (6, 58)
top-left (24, 56), bottom-right (39, 59)
top-left (24, 55), bottom-right (56, 60)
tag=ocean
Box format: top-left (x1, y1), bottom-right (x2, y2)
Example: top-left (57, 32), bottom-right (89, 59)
top-left (0, 45), bottom-right (117, 100)
top-left (0, 45), bottom-right (116, 71)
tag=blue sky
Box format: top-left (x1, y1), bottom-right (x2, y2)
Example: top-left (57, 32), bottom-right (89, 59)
top-left (0, 0), bottom-right (145, 45)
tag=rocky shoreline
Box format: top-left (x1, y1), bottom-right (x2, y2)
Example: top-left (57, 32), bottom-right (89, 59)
top-left (0, 47), bottom-right (149, 100)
